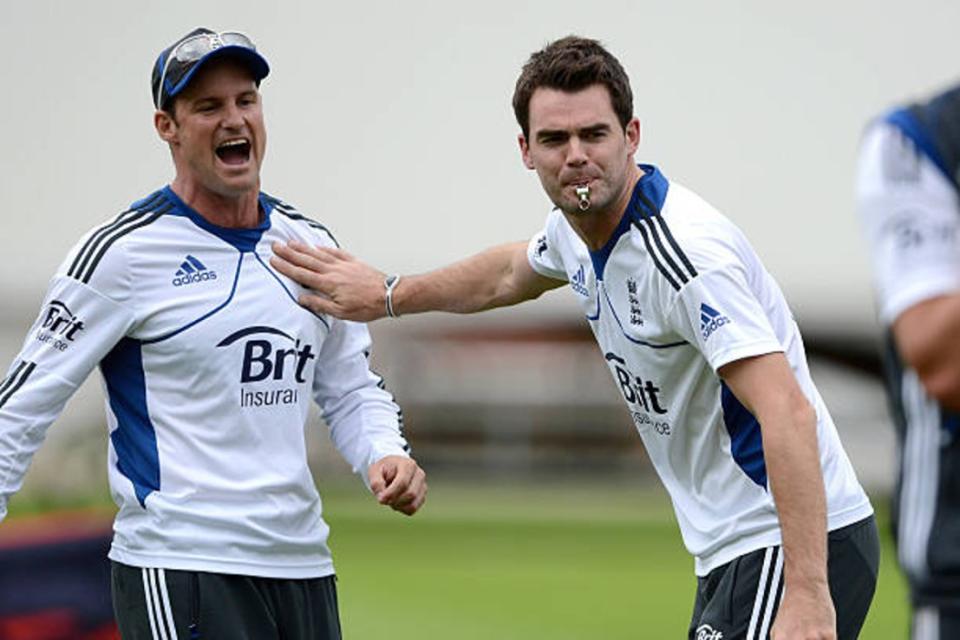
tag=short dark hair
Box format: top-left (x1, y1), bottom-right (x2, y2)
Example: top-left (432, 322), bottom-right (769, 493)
top-left (512, 36), bottom-right (633, 139)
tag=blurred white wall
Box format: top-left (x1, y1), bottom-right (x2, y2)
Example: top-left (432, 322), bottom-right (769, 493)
top-left (1, 0), bottom-right (959, 329)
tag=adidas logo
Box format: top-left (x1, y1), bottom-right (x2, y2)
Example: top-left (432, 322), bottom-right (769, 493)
top-left (699, 303), bottom-right (730, 340)
top-left (570, 264), bottom-right (589, 297)
top-left (172, 255), bottom-right (218, 287)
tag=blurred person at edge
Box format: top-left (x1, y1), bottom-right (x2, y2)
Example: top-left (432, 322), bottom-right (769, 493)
top-left (0, 27), bottom-right (426, 640)
top-left (858, 83), bottom-right (960, 640)
top-left (273, 36), bottom-right (878, 640)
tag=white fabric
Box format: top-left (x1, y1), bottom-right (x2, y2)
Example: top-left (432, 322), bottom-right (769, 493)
top-left (528, 166), bottom-right (872, 575)
top-left (0, 188), bottom-right (409, 578)
top-left (857, 123), bottom-right (960, 325)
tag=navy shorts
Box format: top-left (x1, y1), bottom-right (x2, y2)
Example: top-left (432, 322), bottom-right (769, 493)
top-left (688, 516), bottom-right (879, 640)
top-left (111, 562), bottom-right (341, 640)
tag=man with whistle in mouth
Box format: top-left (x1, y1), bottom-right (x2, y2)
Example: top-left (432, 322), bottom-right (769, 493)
top-left (273, 36), bottom-right (878, 639)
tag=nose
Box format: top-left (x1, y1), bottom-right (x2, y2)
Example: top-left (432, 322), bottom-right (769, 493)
top-left (221, 102), bottom-right (244, 130)
top-left (565, 136), bottom-right (588, 166)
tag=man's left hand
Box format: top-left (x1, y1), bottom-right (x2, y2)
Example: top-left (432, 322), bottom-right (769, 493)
top-left (368, 455), bottom-right (428, 516)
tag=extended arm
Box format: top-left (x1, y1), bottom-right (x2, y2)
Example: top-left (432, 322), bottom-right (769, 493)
top-left (0, 278), bottom-right (135, 521)
top-left (271, 240), bottom-right (564, 322)
top-left (893, 295), bottom-right (960, 411)
top-left (719, 353), bottom-right (835, 640)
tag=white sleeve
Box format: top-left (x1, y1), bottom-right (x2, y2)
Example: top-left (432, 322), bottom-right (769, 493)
top-left (527, 218), bottom-right (568, 281)
top-left (0, 275), bottom-right (136, 520)
top-left (857, 123), bottom-right (960, 324)
top-left (311, 318), bottom-right (410, 479)
top-left (667, 265), bottom-right (784, 373)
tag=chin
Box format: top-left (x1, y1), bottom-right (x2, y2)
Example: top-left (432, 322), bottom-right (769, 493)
top-left (217, 173), bottom-right (259, 195)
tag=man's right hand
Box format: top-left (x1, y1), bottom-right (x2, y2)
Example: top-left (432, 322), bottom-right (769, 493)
top-left (271, 241), bottom-right (389, 322)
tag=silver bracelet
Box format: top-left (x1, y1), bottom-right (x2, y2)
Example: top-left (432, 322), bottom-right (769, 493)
top-left (384, 274), bottom-right (401, 318)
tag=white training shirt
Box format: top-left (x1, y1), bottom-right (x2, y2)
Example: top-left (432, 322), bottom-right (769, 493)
top-left (857, 121), bottom-right (960, 325)
top-left (0, 186), bottom-right (410, 578)
top-left (528, 165), bottom-right (872, 575)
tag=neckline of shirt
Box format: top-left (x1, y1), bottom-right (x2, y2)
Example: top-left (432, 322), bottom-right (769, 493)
top-left (588, 164), bottom-right (669, 281)
top-left (161, 185), bottom-right (274, 253)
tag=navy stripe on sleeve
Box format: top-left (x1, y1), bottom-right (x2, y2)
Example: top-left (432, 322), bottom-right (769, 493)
top-left (68, 192), bottom-right (165, 279)
top-left (0, 361), bottom-right (37, 409)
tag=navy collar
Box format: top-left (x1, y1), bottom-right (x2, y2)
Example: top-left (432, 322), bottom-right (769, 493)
top-left (162, 186), bottom-right (274, 252)
top-left (589, 164), bottom-right (669, 280)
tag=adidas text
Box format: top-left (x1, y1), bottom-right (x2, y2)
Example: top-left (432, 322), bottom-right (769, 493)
top-left (173, 271), bottom-right (218, 287)
top-left (701, 315), bottom-right (729, 340)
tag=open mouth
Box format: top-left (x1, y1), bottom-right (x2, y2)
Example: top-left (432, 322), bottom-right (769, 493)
top-left (215, 138), bottom-right (251, 166)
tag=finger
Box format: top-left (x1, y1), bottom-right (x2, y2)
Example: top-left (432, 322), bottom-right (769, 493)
top-left (368, 462), bottom-right (387, 495)
top-left (288, 242), bottom-right (353, 264)
top-left (369, 457), bottom-right (400, 497)
top-left (403, 471), bottom-right (428, 512)
top-left (376, 461), bottom-right (415, 505)
top-left (269, 254), bottom-right (329, 285)
top-left (312, 245), bottom-right (355, 262)
top-left (405, 468), bottom-right (427, 501)
top-left (272, 241), bottom-right (337, 268)
top-left (298, 293), bottom-right (339, 317)
top-left (395, 478), bottom-right (427, 516)
top-left (407, 490), bottom-right (427, 514)
top-left (388, 468), bottom-right (427, 514)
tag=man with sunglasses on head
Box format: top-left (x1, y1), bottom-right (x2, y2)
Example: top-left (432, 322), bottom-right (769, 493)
top-left (273, 36), bottom-right (880, 639)
top-left (0, 27), bottom-right (426, 639)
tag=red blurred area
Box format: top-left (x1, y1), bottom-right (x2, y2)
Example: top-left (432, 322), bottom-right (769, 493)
top-left (0, 610), bottom-right (118, 640)
top-left (0, 510), bottom-right (118, 639)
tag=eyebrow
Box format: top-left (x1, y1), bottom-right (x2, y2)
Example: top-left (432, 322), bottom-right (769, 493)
top-left (190, 89), bottom-right (258, 107)
top-left (580, 123), bottom-right (611, 135)
top-left (535, 122), bottom-right (612, 142)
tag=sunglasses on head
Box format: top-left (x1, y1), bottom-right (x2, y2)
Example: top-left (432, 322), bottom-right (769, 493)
top-left (156, 31), bottom-right (257, 109)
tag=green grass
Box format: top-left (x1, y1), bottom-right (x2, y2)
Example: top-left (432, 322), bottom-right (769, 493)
top-left (319, 481), bottom-right (909, 639)
top-left (5, 479), bottom-right (908, 637)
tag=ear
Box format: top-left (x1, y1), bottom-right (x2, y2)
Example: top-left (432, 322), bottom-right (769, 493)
top-left (518, 133), bottom-right (535, 170)
top-left (154, 109), bottom-right (178, 145)
top-left (625, 116), bottom-right (641, 156)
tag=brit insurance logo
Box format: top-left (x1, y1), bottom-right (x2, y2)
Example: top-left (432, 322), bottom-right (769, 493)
top-left (216, 326), bottom-right (316, 408)
top-left (605, 352), bottom-right (671, 436)
top-left (570, 264), bottom-right (589, 297)
top-left (172, 255), bottom-right (218, 287)
top-left (699, 303), bottom-right (730, 340)
top-left (695, 624), bottom-right (724, 640)
top-left (35, 300), bottom-right (85, 351)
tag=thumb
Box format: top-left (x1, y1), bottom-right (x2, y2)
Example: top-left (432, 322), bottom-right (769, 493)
top-left (368, 459), bottom-right (392, 495)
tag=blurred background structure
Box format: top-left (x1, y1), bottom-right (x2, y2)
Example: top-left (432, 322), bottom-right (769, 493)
top-left (2, 0), bottom-right (956, 637)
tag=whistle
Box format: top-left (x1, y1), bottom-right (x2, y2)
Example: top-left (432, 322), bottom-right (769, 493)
top-left (575, 185), bottom-right (591, 211)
